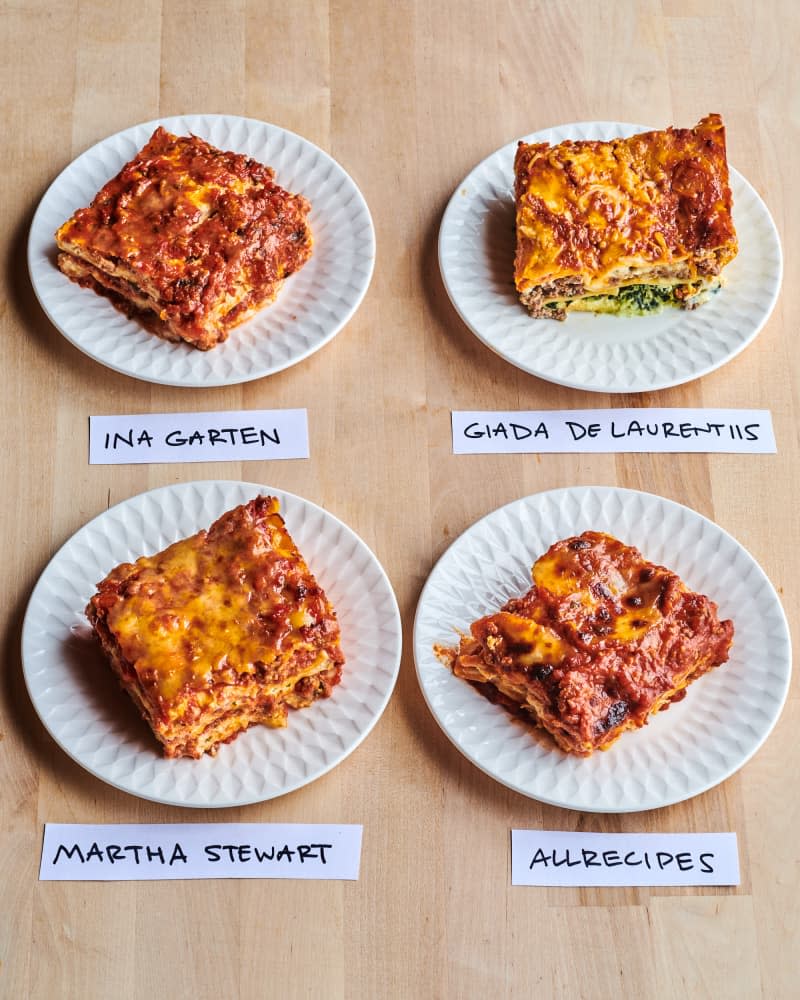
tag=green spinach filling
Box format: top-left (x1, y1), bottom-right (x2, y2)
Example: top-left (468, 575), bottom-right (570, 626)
top-left (544, 281), bottom-right (719, 317)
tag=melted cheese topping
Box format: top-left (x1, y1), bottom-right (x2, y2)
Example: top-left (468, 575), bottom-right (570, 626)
top-left (93, 497), bottom-right (341, 710)
top-left (482, 612), bottom-right (570, 668)
top-left (513, 114), bottom-right (738, 294)
top-left (532, 536), bottom-right (664, 643)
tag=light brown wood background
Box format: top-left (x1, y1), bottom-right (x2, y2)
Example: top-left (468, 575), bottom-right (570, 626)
top-left (2, 1), bottom-right (797, 997)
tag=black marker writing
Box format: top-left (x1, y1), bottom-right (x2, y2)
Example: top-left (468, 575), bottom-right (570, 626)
top-left (462, 421), bottom-right (549, 441)
top-left (607, 420), bottom-right (761, 441)
top-left (52, 842), bottom-right (187, 865)
top-left (565, 421), bottom-right (601, 440)
top-left (204, 842), bottom-right (332, 865)
top-left (529, 847), bottom-right (714, 874)
top-left (104, 429), bottom-right (154, 450)
top-left (165, 426), bottom-right (281, 447)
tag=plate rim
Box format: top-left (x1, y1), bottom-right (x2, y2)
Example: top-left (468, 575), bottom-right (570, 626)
top-left (438, 119), bottom-right (783, 393)
top-left (27, 113), bottom-right (376, 388)
top-left (412, 484), bottom-right (792, 813)
top-left (21, 479), bottom-right (402, 808)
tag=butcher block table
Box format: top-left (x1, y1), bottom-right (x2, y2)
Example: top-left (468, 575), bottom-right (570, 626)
top-left (2, 1), bottom-right (797, 997)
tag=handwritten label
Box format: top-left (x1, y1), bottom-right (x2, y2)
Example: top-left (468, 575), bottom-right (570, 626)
top-left (40, 823), bottom-right (362, 882)
top-left (511, 830), bottom-right (739, 887)
top-left (452, 409), bottom-right (776, 454)
top-left (89, 409), bottom-right (309, 464)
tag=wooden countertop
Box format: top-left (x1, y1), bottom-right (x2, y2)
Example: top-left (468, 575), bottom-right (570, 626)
top-left (2, 2), bottom-right (797, 996)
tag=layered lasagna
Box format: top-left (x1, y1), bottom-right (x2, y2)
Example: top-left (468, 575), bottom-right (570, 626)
top-left (56, 127), bottom-right (313, 349)
top-left (85, 496), bottom-right (343, 759)
top-left (444, 532), bottom-right (733, 755)
top-left (513, 114), bottom-right (738, 319)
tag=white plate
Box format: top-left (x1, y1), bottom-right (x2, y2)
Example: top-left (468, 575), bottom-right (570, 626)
top-left (28, 115), bottom-right (375, 387)
top-left (21, 481), bottom-right (401, 808)
top-left (413, 486), bottom-right (791, 813)
top-left (439, 121), bottom-right (782, 393)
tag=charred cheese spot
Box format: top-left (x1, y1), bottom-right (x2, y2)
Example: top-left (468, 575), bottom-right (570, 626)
top-left (532, 542), bottom-right (626, 602)
top-left (607, 609), bottom-right (662, 641)
top-left (484, 612), bottom-right (569, 668)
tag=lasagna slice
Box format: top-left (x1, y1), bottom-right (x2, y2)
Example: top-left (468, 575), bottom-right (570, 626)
top-left (514, 114), bottom-right (738, 319)
top-left (446, 532), bottom-right (733, 755)
top-left (85, 496), bottom-right (343, 759)
top-left (55, 127), bottom-right (312, 350)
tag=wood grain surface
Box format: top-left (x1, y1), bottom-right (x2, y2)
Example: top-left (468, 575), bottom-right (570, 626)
top-left (1, 1), bottom-right (797, 997)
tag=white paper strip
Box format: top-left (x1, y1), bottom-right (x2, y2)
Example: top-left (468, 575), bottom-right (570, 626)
top-left (452, 409), bottom-right (776, 454)
top-left (511, 830), bottom-right (740, 887)
top-left (89, 409), bottom-right (309, 464)
top-left (40, 823), bottom-right (362, 881)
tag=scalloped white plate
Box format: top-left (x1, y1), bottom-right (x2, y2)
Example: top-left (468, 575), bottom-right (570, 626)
top-left (413, 487), bottom-right (791, 813)
top-left (28, 115), bottom-right (375, 387)
top-left (439, 121), bottom-right (782, 393)
top-left (21, 481), bottom-right (401, 807)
